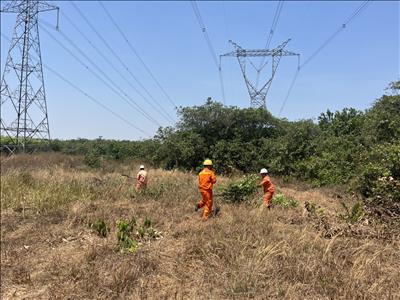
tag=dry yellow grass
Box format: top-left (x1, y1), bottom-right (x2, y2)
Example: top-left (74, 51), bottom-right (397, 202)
top-left (1, 153), bottom-right (399, 299)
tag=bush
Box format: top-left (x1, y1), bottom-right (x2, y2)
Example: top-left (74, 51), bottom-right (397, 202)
top-left (116, 217), bottom-right (161, 253)
top-left (220, 174), bottom-right (259, 203)
top-left (356, 142), bottom-right (400, 218)
top-left (84, 149), bottom-right (101, 168)
top-left (116, 218), bottom-right (138, 253)
top-left (340, 202), bottom-right (365, 224)
top-left (90, 219), bottom-right (109, 237)
top-left (271, 193), bottom-right (298, 208)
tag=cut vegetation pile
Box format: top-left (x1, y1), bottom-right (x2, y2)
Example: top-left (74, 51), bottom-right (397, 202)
top-left (1, 154), bottom-right (399, 299)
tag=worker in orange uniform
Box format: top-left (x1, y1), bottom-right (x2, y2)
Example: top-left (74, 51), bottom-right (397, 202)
top-left (195, 159), bottom-right (217, 220)
top-left (136, 165), bottom-right (148, 191)
top-left (259, 168), bottom-right (275, 208)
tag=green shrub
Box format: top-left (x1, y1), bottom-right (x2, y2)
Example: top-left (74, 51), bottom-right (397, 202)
top-left (271, 193), bottom-right (298, 208)
top-left (116, 218), bottom-right (138, 253)
top-left (137, 226), bottom-right (146, 238)
top-left (90, 219), bottom-right (108, 237)
top-left (340, 202), bottom-right (365, 224)
top-left (116, 217), bottom-right (160, 253)
top-left (220, 174), bottom-right (259, 203)
top-left (305, 201), bottom-right (317, 214)
top-left (84, 149), bottom-right (101, 168)
top-left (136, 217), bottom-right (161, 240)
top-left (356, 142), bottom-right (400, 218)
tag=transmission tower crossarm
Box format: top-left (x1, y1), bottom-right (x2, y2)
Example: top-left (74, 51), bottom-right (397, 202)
top-left (221, 40), bottom-right (298, 58)
top-left (220, 39), bottom-right (299, 109)
top-left (222, 49), bottom-right (299, 57)
top-left (1, 1), bottom-right (58, 13)
top-left (0, 1), bottom-right (21, 13)
top-left (37, 1), bottom-right (59, 12)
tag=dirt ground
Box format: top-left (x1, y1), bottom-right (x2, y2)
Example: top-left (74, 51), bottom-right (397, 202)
top-left (1, 154), bottom-right (399, 299)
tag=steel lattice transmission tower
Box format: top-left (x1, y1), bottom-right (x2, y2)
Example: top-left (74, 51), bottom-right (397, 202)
top-left (0, 0), bottom-right (58, 153)
top-left (221, 39), bottom-right (299, 109)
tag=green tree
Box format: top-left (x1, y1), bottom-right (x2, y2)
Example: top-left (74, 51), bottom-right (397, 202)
top-left (363, 94), bottom-right (400, 144)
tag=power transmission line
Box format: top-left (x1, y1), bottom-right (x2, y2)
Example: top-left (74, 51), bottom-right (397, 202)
top-left (1, 33), bottom-right (150, 137)
top-left (39, 23), bottom-right (162, 127)
top-left (256, 1), bottom-right (285, 87)
top-left (265, 1), bottom-right (285, 51)
top-left (50, 11), bottom-right (174, 123)
top-left (44, 64), bottom-right (151, 137)
top-left (259, 1), bottom-right (285, 65)
top-left (278, 68), bottom-right (299, 116)
top-left (300, 0), bottom-right (370, 69)
top-left (98, 1), bottom-right (178, 110)
top-left (190, 1), bottom-right (226, 105)
top-left (70, 2), bottom-right (172, 120)
top-left (221, 2), bottom-right (231, 40)
top-left (278, 0), bottom-right (371, 116)
top-left (218, 65), bottom-right (227, 105)
top-left (220, 1), bottom-right (235, 103)
top-left (190, 1), bottom-right (219, 67)
top-left (39, 23), bottom-right (161, 127)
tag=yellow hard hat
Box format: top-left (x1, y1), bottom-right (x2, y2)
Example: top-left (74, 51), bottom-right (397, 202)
top-left (203, 159), bottom-right (213, 166)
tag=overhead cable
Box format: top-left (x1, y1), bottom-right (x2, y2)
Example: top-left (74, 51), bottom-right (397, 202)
top-left (98, 1), bottom-right (178, 109)
top-left (278, 0), bottom-right (371, 116)
top-left (1, 33), bottom-right (151, 137)
top-left (55, 11), bottom-right (174, 123)
top-left (70, 2), bottom-right (172, 119)
top-left (191, 0), bottom-right (226, 104)
top-left (40, 23), bottom-right (162, 127)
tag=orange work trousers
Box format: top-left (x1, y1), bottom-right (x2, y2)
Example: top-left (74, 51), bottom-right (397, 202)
top-left (198, 189), bottom-right (213, 220)
top-left (263, 191), bottom-right (274, 206)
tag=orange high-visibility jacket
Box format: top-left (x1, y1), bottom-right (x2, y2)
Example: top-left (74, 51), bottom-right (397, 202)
top-left (198, 168), bottom-right (217, 191)
top-left (261, 175), bottom-right (275, 193)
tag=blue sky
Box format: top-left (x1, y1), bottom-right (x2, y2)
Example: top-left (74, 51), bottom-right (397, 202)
top-left (1, 1), bottom-right (399, 140)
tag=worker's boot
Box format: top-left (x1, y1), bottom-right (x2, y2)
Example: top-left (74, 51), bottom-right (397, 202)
top-left (195, 204), bottom-right (199, 212)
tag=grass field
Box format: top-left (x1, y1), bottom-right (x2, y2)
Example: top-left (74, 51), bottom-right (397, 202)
top-left (1, 154), bottom-right (399, 299)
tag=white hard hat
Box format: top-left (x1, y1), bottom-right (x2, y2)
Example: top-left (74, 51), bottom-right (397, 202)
top-left (260, 168), bottom-right (268, 174)
top-left (140, 165), bottom-right (145, 169)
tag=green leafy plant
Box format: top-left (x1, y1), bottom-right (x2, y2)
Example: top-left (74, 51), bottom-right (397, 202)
top-left (340, 202), bottom-right (365, 224)
top-left (116, 218), bottom-right (138, 253)
top-left (84, 149), bottom-right (101, 168)
top-left (271, 193), bottom-right (298, 208)
top-left (144, 217), bottom-right (152, 228)
top-left (136, 217), bottom-right (161, 240)
top-left (355, 142), bottom-right (400, 219)
top-left (137, 226), bottom-right (146, 238)
top-left (221, 174), bottom-right (259, 203)
top-left (115, 217), bottom-right (160, 253)
top-left (305, 201), bottom-right (317, 214)
top-left (121, 236), bottom-right (138, 253)
top-left (90, 219), bottom-right (109, 237)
